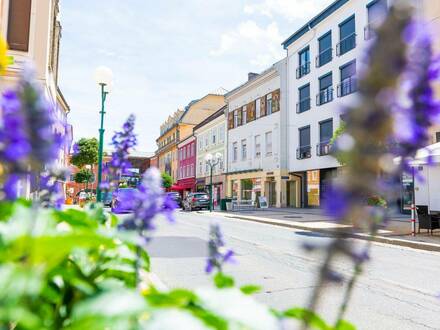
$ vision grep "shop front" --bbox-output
[176,177,196,198]
[196,178,206,192]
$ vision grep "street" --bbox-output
[142,210,440,330]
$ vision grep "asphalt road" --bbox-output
[138,210,440,330]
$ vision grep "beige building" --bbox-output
[1,0,71,193]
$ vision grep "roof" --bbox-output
[282,0,350,49]
[209,87,228,96]
[129,151,155,158]
[193,105,227,131]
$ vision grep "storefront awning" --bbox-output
[170,184,185,191]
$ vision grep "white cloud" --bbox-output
[210,20,284,68]
[244,0,334,22]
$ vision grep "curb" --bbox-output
[208,212,440,253]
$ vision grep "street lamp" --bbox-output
[205,152,222,212]
[94,66,113,202]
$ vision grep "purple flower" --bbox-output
[39,170,67,209]
[118,168,176,242]
[3,174,20,200]
[72,143,79,155]
[205,224,235,274]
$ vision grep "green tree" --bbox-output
[74,168,94,190]
[330,122,348,165]
[71,138,99,168]
[161,172,172,189]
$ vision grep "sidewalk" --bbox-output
[209,208,440,252]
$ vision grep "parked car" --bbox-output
[102,191,114,207]
[167,192,182,208]
[183,192,210,211]
[111,188,137,213]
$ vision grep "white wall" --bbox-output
[286,0,378,173]
[227,70,281,173]
[415,165,440,212]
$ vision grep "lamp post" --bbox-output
[205,152,222,212]
[94,66,113,202]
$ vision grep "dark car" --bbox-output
[102,191,114,207]
[183,192,210,211]
[111,188,137,213]
[167,192,182,208]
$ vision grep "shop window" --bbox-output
[265,131,272,156]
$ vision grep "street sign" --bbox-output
[259,196,268,209]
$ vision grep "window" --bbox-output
[317,73,333,105]
[242,106,247,125]
[255,100,261,119]
[237,109,242,126]
[317,32,332,67]
[337,15,356,56]
[297,126,311,159]
[265,132,273,156]
[180,167,183,179]
[297,84,311,113]
[255,135,261,158]
[212,128,217,144]
[204,134,209,147]
[266,94,273,115]
[436,132,440,143]
[183,147,186,160]
[338,61,357,97]
[198,139,202,150]
[234,111,239,128]
[241,139,247,160]
[7,0,32,52]
[191,164,194,176]
[297,47,311,78]
[366,0,387,40]
[232,142,238,161]
[219,126,225,143]
[318,119,333,156]
[199,161,203,175]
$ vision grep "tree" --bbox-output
[329,122,348,165]
[74,168,94,190]
[161,172,172,189]
[71,138,99,168]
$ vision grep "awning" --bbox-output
[170,184,185,191]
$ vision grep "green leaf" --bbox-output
[53,209,98,229]
[284,308,332,330]
[240,284,261,295]
[213,272,235,289]
[335,319,357,330]
[146,289,197,308]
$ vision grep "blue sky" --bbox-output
[59,0,333,151]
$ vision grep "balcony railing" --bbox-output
[296,62,311,79]
[296,98,311,113]
[297,146,311,160]
[337,77,357,97]
[316,87,334,106]
[336,33,356,56]
[316,141,332,156]
[316,48,333,67]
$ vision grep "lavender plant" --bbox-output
[304,3,440,328]
[206,223,235,274]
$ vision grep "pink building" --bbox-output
[176,135,196,196]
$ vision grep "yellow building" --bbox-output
[156,89,226,183]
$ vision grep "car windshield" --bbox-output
[194,193,208,198]
[117,188,137,196]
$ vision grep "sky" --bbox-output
[59,0,334,152]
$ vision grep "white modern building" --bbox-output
[225,59,289,207]
[282,0,389,208]
[194,106,227,204]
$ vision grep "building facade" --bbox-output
[177,135,196,196]
[226,60,288,208]
[282,0,389,208]
[1,0,71,196]
[194,107,227,204]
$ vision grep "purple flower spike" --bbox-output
[205,224,235,274]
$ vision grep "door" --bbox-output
[287,181,297,208]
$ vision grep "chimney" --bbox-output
[248,72,258,81]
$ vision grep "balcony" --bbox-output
[337,77,357,97]
[316,87,334,106]
[296,62,311,79]
[316,48,333,67]
[296,98,311,113]
[336,33,356,56]
[316,141,332,156]
[297,146,311,159]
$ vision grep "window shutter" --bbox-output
[228,112,234,129]
[247,101,255,122]
[7,0,32,52]
[260,97,267,117]
[272,89,280,113]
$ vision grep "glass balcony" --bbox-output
[337,77,357,97]
[296,62,311,79]
[297,146,311,159]
[336,33,356,56]
[316,48,333,67]
[316,141,332,156]
[316,87,334,106]
[296,98,311,113]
